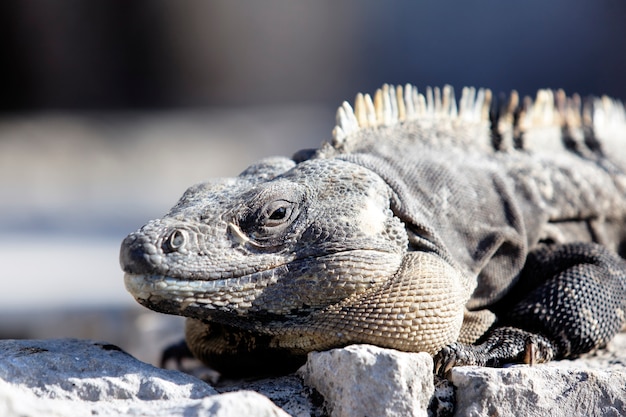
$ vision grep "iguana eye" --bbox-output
[163,229,187,253]
[263,200,294,227]
[269,206,287,221]
[236,184,305,246]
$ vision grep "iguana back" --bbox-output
[320,85,626,309]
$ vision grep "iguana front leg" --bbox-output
[435,242,626,375]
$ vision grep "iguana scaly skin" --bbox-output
[120,85,626,376]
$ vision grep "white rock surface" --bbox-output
[0,339,288,417]
[300,344,434,417]
[451,364,626,417]
[450,333,626,417]
[0,382,288,417]
[3,335,626,416]
[216,374,316,417]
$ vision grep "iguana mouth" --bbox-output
[124,264,287,312]
[124,247,396,296]
[124,248,404,318]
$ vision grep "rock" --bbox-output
[450,337,626,417]
[444,334,626,416]
[430,376,455,417]
[3,335,626,416]
[216,374,318,417]
[0,339,288,417]
[0,338,216,401]
[300,344,434,417]
[182,391,291,417]
[0,381,289,417]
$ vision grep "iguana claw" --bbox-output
[434,327,556,377]
[434,342,484,377]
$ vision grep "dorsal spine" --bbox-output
[331,84,626,155]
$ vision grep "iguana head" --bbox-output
[120,156,408,324]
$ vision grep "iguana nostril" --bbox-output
[164,229,187,252]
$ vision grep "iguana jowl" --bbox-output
[120,85,626,376]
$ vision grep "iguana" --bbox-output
[120,84,626,376]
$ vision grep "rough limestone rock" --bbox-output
[450,333,626,417]
[2,336,626,416]
[294,336,626,417]
[300,344,434,417]
[451,364,626,417]
[216,374,317,417]
[0,339,288,417]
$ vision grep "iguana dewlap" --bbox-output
[120,85,626,376]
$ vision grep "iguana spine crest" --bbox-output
[333,84,491,143]
[333,84,626,153]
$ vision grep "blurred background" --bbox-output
[1,0,625,365]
